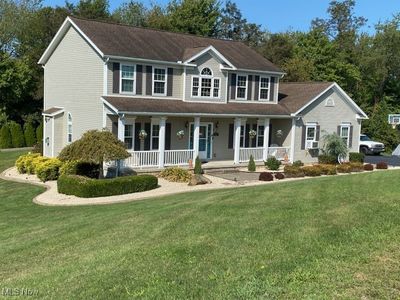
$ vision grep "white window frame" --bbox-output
[259,76,271,101]
[67,112,72,143]
[305,123,317,148]
[240,125,246,147]
[190,69,221,99]
[120,63,136,94]
[257,124,264,147]
[236,74,248,100]
[150,122,160,150]
[152,66,167,96]
[124,124,134,150]
[340,123,351,147]
[325,98,335,107]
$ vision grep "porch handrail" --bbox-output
[239,147,264,162]
[268,146,290,161]
[124,150,160,168]
[164,149,194,166]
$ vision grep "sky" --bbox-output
[43,0,400,34]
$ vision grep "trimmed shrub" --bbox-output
[337,163,352,173]
[24,122,36,146]
[284,165,304,178]
[292,160,304,167]
[15,153,40,174]
[274,172,285,180]
[265,157,281,170]
[27,156,49,174]
[349,162,364,172]
[0,124,12,149]
[364,163,374,171]
[57,174,158,198]
[302,165,322,177]
[59,160,100,178]
[9,121,25,148]
[349,152,365,163]
[248,155,256,172]
[318,154,337,165]
[194,156,203,175]
[159,167,192,183]
[376,161,388,170]
[318,164,337,175]
[36,122,43,144]
[259,172,274,181]
[35,158,62,182]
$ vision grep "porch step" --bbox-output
[203,167,241,174]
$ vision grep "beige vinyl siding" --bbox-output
[44,25,104,156]
[292,89,362,163]
[107,61,183,99]
[270,119,292,147]
[185,53,227,102]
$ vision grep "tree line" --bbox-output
[1,0,399,150]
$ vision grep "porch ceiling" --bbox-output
[102,96,291,118]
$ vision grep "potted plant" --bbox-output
[176,129,185,140]
[138,129,147,140]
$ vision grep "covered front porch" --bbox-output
[106,113,294,169]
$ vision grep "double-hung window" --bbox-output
[257,125,264,147]
[67,113,72,143]
[340,124,351,147]
[259,77,270,101]
[153,67,166,96]
[151,124,160,150]
[124,124,133,149]
[191,67,220,99]
[213,78,220,97]
[121,64,135,93]
[236,75,247,99]
[240,125,245,147]
[201,77,212,97]
[305,123,317,149]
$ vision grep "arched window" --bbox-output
[67,113,72,143]
[325,98,335,107]
[192,67,220,98]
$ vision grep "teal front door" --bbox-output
[189,123,213,160]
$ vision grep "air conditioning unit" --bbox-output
[306,141,319,149]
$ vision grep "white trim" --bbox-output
[292,82,368,119]
[183,46,235,69]
[107,55,196,67]
[120,63,136,94]
[182,66,186,100]
[221,67,285,76]
[103,57,109,95]
[258,76,271,101]
[51,117,55,157]
[104,94,181,100]
[66,112,72,144]
[42,107,65,117]
[38,17,104,65]
[190,75,221,99]
[188,121,213,160]
[289,118,295,163]
[236,74,248,100]
[225,71,229,104]
[339,123,351,147]
[152,66,167,97]
[305,123,317,149]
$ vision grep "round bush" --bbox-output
[264,157,281,170]
[259,172,274,181]
[24,122,37,147]
[27,156,49,174]
[57,174,158,198]
[0,124,12,149]
[302,166,322,177]
[15,153,40,174]
[284,165,305,178]
[159,167,192,182]
[274,172,285,180]
[376,161,388,170]
[35,158,62,182]
[364,163,374,171]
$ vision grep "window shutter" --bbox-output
[251,124,257,147]
[167,68,173,97]
[245,124,250,148]
[230,73,236,100]
[146,66,152,95]
[254,75,260,100]
[268,123,273,146]
[270,77,275,101]
[337,126,341,135]
[228,123,234,149]
[112,63,120,93]
[316,125,320,141]
[349,125,353,148]
[136,65,142,95]
[301,125,306,150]
[247,75,253,100]
[134,122,141,151]
[144,123,151,150]
[165,123,171,150]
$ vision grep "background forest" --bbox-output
[1,0,400,150]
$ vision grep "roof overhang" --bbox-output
[183,45,235,69]
[221,67,286,77]
[42,107,65,117]
[38,16,104,65]
[291,82,368,119]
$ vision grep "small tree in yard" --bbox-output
[194,156,203,174]
[24,122,36,146]
[0,124,12,149]
[248,155,256,172]
[9,121,25,148]
[58,130,130,178]
[321,132,348,160]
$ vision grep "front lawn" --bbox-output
[1,150,400,299]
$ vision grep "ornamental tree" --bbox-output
[58,130,130,178]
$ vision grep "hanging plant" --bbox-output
[276,130,284,139]
[176,130,185,140]
[249,129,257,139]
[138,129,148,140]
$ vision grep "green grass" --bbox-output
[1,150,400,299]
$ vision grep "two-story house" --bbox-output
[39,17,368,168]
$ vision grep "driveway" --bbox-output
[365,155,400,166]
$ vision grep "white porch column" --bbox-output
[117,114,125,143]
[193,116,200,161]
[158,117,167,168]
[290,118,296,163]
[263,118,270,161]
[233,118,242,164]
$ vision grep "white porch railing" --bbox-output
[124,150,160,168]
[239,147,264,162]
[268,147,290,161]
[164,149,194,166]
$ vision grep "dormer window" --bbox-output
[191,67,220,99]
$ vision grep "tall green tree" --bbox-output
[66,0,110,20]
[112,1,147,26]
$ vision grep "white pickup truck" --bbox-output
[359,134,385,155]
